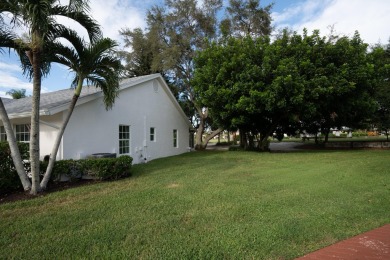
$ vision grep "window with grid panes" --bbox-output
[15,124,30,143]
[150,127,155,141]
[0,126,7,141]
[173,129,178,147]
[119,125,130,154]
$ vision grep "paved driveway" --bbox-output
[269,141,308,152]
[206,142,309,152]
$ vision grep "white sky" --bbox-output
[1,0,389,98]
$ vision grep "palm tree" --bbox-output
[0,0,101,194]
[0,29,32,191]
[40,31,121,189]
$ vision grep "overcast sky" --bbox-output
[1,0,389,98]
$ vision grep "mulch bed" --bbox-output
[0,179,98,205]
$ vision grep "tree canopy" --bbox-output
[6,89,27,99]
[120,0,273,149]
[193,30,383,149]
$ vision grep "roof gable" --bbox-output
[2,74,191,127]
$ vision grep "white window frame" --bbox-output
[150,127,156,142]
[173,129,178,148]
[0,126,7,141]
[15,124,30,143]
[119,125,130,155]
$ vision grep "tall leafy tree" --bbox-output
[371,40,390,140]
[221,0,273,38]
[6,89,27,99]
[299,31,378,141]
[194,30,380,149]
[40,31,121,189]
[0,0,101,194]
[118,28,156,78]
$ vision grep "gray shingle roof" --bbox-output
[3,74,160,118]
[4,87,101,115]
[1,97,14,105]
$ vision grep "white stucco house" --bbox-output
[0,74,193,164]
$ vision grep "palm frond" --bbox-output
[51,5,102,43]
[68,0,91,13]
[54,26,86,55]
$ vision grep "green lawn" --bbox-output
[1,150,389,259]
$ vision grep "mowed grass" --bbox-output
[1,150,389,259]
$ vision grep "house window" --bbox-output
[0,126,7,141]
[150,127,155,142]
[15,124,30,143]
[119,125,130,154]
[173,129,178,148]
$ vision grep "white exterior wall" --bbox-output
[61,78,190,164]
[39,114,62,160]
[2,114,62,160]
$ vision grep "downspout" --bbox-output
[143,115,148,163]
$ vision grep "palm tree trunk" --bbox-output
[41,94,79,189]
[30,50,42,195]
[0,99,31,191]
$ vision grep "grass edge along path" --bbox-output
[1,150,389,259]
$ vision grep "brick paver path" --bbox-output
[296,224,390,259]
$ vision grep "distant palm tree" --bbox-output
[0,0,101,194]
[41,31,121,189]
[6,89,27,99]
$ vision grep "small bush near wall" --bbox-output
[41,156,133,181]
[80,156,133,180]
[0,142,29,194]
[46,159,82,181]
[1,147,133,193]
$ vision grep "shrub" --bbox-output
[40,156,133,182]
[229,145,244,151]
[0,142,29,194]
[79,155,133,180]
[39,159,82,182]
[352,131,367,137]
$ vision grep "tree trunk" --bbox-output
[41,93,80,189]
[30,50,42,195]
[202,128,223,149]
[240,130,247,148]
[0,99,31,191]
[324,128,330,143]
[195,114,205,150]
[193,105,224,150]
[248,133,254,149]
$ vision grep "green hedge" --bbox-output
[1,140,133,193]
[0,142,29,193]
[42,156,133,181]
[79,156,133,180]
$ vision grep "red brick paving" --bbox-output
[296,224,390,260]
